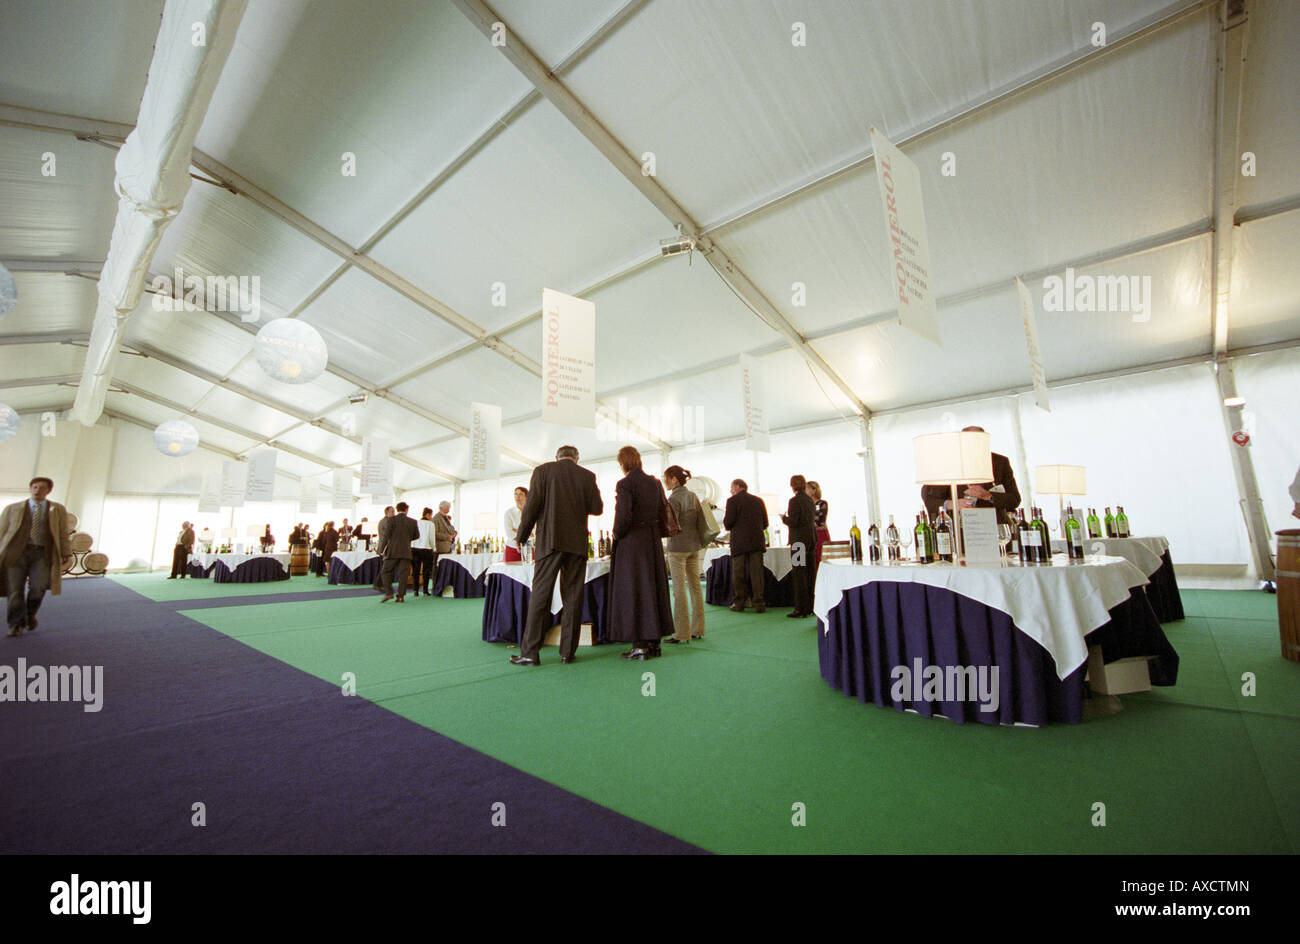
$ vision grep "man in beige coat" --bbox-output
[2,476,74,637]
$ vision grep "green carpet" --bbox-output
[109,572,352,602]
[173,587,1298,854]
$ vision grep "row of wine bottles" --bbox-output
[455,536,506,554]
[587,531,613,559]
[1086,507,1131,538]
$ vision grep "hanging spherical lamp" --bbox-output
[254,318,328,384]
[0,262,16,318]
[153,419,200,456]
[0,403,19,442]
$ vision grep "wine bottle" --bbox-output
[1016,508,1032,563]
[914,513,933,564]
[1065,505,1084,560]
[1034,507,1053,560]
[935,509,953,562]
[867,521,881,563]
[886,515,900,562]
[764,527,771,547]
[1116,506,1130,538]
[1103,507,1115,538]
[1086,508,1101,539]
[587,532,594,559]
[849,515,863,563]
[455,539,462,554]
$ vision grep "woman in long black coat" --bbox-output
[607,446,675,660]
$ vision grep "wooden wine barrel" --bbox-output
[289,544,309,576]
[83,552,109,574]
[1277,530,1300,663]
[69,532,93,553]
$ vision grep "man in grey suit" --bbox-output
[510,446,603,666]
[375,501,420,603]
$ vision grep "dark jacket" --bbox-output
[782,491,817,556]
[723,490,768,555]
[607,468,674,643]
[314,528,338,557]
[921,452,1021,524]
[377,513,420,560]
[516,458,603,559]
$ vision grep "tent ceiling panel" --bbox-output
[318,396,456,451]
[111,355,233,408]
[124,307,257,379]
[561,0,1197,228]
[1226,213,1300,349]
[103,391,258,457]
[151,183,344,322]
[717,12,1216,338]
[1237,0,1300,208]
[272,424,360,468]
[401,439,532,482]
[0,0,162,126]
[390,346,544,425]
[195,0,533,248]
[271,451,327,480]
[0,127,119,260]
[490,421,616,468]
[219,355,359,416]
[367,99,668,337]
[0,383,72,412]
[297,267,469,382]
[491,0,631,68]
[191,387,303,440]
[0,341,84,380]
[0,271,96,335]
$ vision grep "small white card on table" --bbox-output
[959,508,1001,564]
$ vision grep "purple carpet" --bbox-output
[0,578,704,854]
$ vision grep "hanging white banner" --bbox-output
[245,448,277,502]
[870,127,939,346]
[370,459,393,502]
[359,437,389,492]
[1015,277,1051,412]
[298,474,318,514]
[198,474,222,513]
[220,461,247,507]
[540,288,596,428]
[331,468,353,510]
[739,353,771,453]
[469,401,502,478]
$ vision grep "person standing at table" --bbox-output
[663,465,706,644]
[607,447,675,661]
[921,426,1021,524]
[168,520,195,579]
[412,507,436,597]
[260,525,275,553]
[782,475,817,619]
[2,477,74,637]
[723,479,768,613]
[807,481,830,568]
[503,487,527,563]
[376,502,419,603]
[353,519,368,550]
[433,501,457,562]
[510,445,603,667]
[312,522,338,577]
[371,508,395,590]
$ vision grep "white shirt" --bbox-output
[415,518,436,550]
[504,506,522,549]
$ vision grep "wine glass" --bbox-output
[899,530,914,562]
[997,523,1013,561]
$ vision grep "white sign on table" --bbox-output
[245,448,277,502]
[1015,276,1050,412]
[739,352,770,452]
[540,288,596,428]
[870,126,939,346]
[220,461,246,507]
[959,508,1001,564]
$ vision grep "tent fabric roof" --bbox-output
[2,0,1298,489]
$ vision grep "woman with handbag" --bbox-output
[662,465,708,643]
[607,446,676,661]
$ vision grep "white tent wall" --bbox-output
[1231,348,1300,541]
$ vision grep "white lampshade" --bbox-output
[1035,464,1087,495]
[153,419,199,456]
[253,319,328,384]
[913,431,993,485]
[0,403,19,442]
[0,262,16,318]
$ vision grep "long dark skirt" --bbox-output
[607,525,675,643]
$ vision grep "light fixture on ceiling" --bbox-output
[659,223,696,265]
[1223,396,1246,408]
[348,392,369,405]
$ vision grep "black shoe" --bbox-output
[755,606,766,614]
[665,637,687,644]
[691,634,704,640]
[509,655,539,667]
[6,625,22,638]
[728,603,745,612]
[26,618,36,633]
[167,576,176,579]
[378,593,393,603]
[625,648,650,661]
[786,611,810,618]
[560,655,576,664]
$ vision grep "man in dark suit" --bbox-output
[781,475,817,618]
[921,426,1022,524]
[168,521,195,579]
[723,479,768,613]
[510,445,603,666]
[375,502,419,603]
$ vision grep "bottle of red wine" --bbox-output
[867,521,881,562]
[1065,506,1084,560]
[1019,508,1038,562]
[1104,507,1116,538]
[935,509,954,562]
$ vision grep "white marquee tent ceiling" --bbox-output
[1,0,1298,491]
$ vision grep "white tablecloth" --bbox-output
[487,560,611,613]
[1050,536,1169,578]
[191,552,292,573]
[813,556,1151,680]
[440,552,501,578]
[703,546,793,581]
[329,550,379,572]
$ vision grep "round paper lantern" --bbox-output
[253,318,328,384]
[153,420,199,456]
[0,403,19,442]
[0,262,16,318]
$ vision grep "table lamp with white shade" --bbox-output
[1035,464,1087,533]
[913,431,994,562]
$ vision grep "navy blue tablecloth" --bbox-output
[704,555,794,607]
[328,556,381,586]
[1146,551,1185,622]
[481,572,610,644]
[433,558,488,598]
[186,559,213,578]
[211,557,290,584]
[818,581,1178,726]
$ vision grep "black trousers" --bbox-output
[731,550,766,607]
[411,549,435,593]
[379,556,412,598]
[170,545,189,578]
[520,550,586,662]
